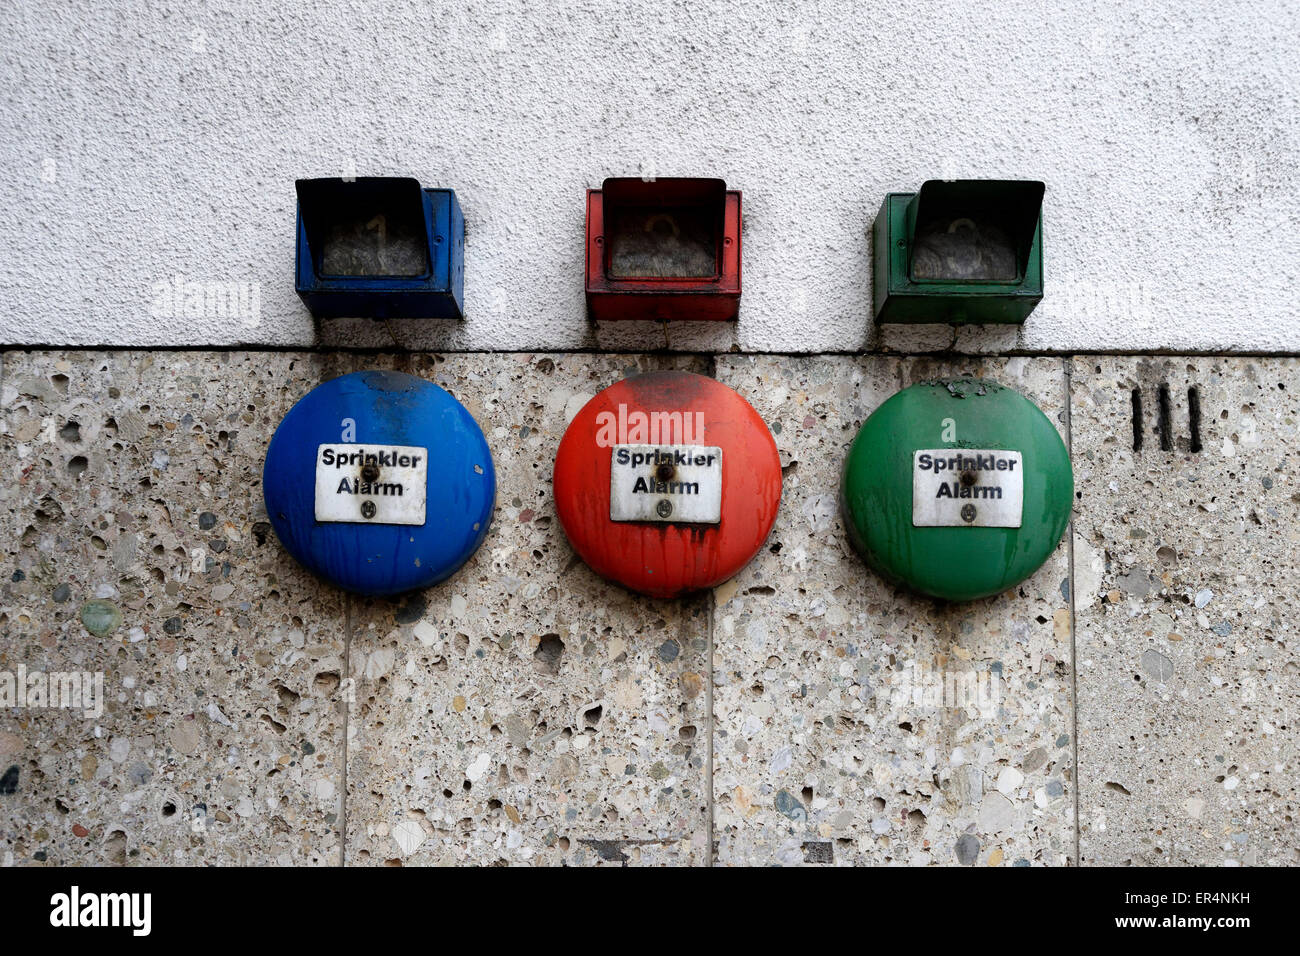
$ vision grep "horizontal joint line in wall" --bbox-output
[4,345,1300,360]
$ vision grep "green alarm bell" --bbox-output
[840,379,1073,601]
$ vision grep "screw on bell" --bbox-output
[361,462,381,483]
[656,499,673,518]
[655,461,676,482]
[360,500,377,519]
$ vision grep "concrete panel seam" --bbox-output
[340,593,353,867]
[706,589,715,867]
[1062,356,1081,867]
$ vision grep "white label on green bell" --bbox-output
[912,449,1023,528]
[610,444,722,524]
[314,443,428,525]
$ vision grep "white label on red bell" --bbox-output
[912,449,1023,528]
[313,443,428,526]
[610,444,722,524]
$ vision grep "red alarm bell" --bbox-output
[553,371,781,598]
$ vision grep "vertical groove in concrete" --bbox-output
[1062,356,1082,867]
[339,592,352,866]
[703,352,717,866]
[705,589,715,866]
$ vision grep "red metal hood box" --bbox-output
[553,371,781,598]
[585,177,742,322]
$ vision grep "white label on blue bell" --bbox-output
[912,449,1023,528]
[609,444,722,524]
[314,443,428,526]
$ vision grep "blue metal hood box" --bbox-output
[295,177,465,319]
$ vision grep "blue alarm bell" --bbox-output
[263,370,495,596]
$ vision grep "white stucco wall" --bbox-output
[2,0,1297,353]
